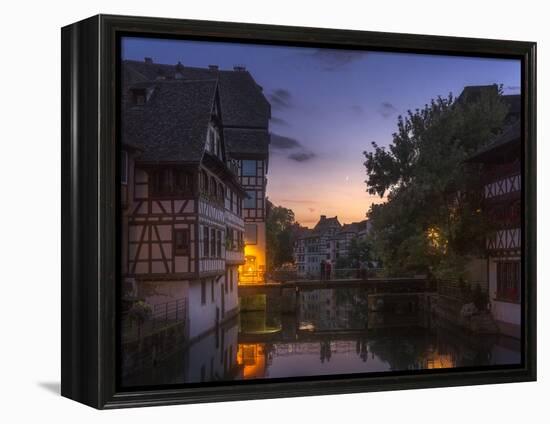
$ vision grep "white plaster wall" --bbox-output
[492,301,521,326]
[138,280,188,307]
[488,258,521,326]
[224,267,239,315]
[188,278,220,339]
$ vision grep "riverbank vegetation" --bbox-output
[363,87,509,280]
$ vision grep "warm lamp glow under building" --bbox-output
[237,156,269,285]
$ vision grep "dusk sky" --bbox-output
[122,37,521,227]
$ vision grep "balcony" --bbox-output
[238,271,265,285]
[226,249,245,265]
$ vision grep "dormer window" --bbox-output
[131,88,146,106]
[207,124,222,159]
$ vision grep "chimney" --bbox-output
[208,65,219,70]
[233,65,246,71]
[144,57,153,64]
[320,215,326,221]
[175,61,184,79]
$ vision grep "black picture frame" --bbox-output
[61,14,537,409]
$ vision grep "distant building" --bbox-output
[293,215,369,277]
[328,221,370,264]
[121,59,271,343]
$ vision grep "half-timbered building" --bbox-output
[121,62,270,342]
[123,59,271,287]
[294,216,371,277]
[294,216,341,276]
[467,120,521,337]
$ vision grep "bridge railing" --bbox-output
[238,271,265,285]
[267,268,385,282]
[121,298,187,343]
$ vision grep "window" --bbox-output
[218,183,225,203]
[149,168,172,196]
[174,171,193,194]
[149,168,193,197]
[496,261,520,303]
[229,268,233,292]
[121,151,128,184]
[211,280,215,302]
[207,124,221,158]
[245,224,257,244]
[207,126,215,153]
[242,160,257,176]
[217,230,222,257]
[210,176,217,197]
[131,88,146,105]
[237,194,242,215]
[244,190,256,209]
[226,227,233,250]
[201,170,209,193]
[201,281,206,305]
[173,229,190,256]
[211,228,216,257]
[203,226,209,257]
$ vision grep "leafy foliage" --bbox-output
[128,300,152,323]
[335,237,373,269]
[266,199,297,269]
[364,87,508,278]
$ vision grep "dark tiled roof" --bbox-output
[123,60,271,129]
[457,84,499,104]
[502,94,521,121]
[224,128,269,156]
[466,121,521,163]
[340,220,366,234]
[458,87,520,122]
[313,216,341,233]
[123,80,218,163]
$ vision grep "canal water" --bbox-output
[122,287,521,387]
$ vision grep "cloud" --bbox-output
[351,104,365,115]
[279,199,317,204]
[506,85,520,91]
[288,152,316,162]
[270,116,290,127]
[269,89,293,110]
[378,101,397,118]
[310,49,367,71]
[308,207,316,213]
[270,133,301,150]
[270,132,317,163]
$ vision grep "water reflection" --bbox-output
[122,288,521,387]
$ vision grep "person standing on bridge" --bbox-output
[320,260,326,280]
[326,261,331,281]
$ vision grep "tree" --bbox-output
[336,238,373,269]
[265,199,297,270]
[363,87,508,279]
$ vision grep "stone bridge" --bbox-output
[238,277,436,297]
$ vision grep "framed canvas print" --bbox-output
[61,14,536,409]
